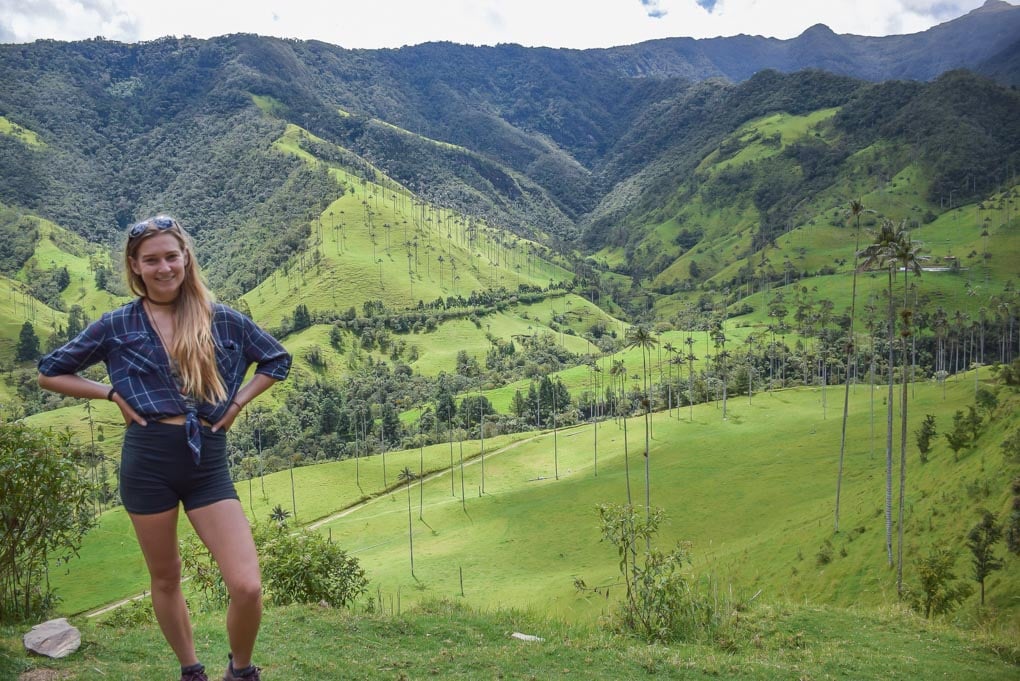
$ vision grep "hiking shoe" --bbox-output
[223,653,261,681]
[181,667,209,681]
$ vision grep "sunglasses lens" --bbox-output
[129,217,177,238]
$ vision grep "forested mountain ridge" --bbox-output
[1,1,1018,274]
[587,67,1020,291]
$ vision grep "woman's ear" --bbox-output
[128,256,141,276]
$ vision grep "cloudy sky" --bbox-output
[0,0,1010,48]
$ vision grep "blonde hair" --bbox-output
[124,216,227,404]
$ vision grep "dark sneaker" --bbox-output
[181,668,209,681]
[223,653,261,681]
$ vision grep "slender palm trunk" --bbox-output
[835,220,862,532]
[896,268,911,594]
[885,267,895,567]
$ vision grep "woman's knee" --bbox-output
[227,574,262,605]
[148,557,183,592]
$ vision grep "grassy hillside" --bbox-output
[46,374,1020,635]
[241,118,574,329]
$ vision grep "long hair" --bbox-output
[124,216,227,404]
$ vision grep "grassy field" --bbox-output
[43,373,1020,638]
[3,599,1018,680]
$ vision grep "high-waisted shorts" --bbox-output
[120,420,239,514]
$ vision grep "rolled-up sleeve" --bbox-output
[38,317,109,376]
[243,315,291,381]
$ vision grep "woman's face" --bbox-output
[129,232,188,303]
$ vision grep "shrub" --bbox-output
[905,547,972,618]
[580,503,736,643]
[254,523,368,608]
[182,522,368,610]
[0,424,97,623]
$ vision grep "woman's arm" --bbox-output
[212,373,278,433]
[37,373,147,426]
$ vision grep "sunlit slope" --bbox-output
[243,121,573,329]
[316,375,1019,623]
[1,210,126,364]
[606,100,1017,324]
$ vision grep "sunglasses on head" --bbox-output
[128,216,178,239]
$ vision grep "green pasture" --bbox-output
[312,375,1019,627]
[0,115,44,147]
[478,326,756,414]
[47,373,1017,630]
[4,598,1017,680]
[699,108,840,174]
[1,215,125,365]
[46,430,533,615]
[243,120,572,328]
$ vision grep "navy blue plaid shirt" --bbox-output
[39,299,291,462]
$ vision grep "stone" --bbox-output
[22,618,81,659]
[510,631,544,642]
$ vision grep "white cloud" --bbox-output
[0,0,1007,48]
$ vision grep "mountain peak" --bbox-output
[973,0,1016,13]
[799,23,837,38]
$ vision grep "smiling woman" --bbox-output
[36,215,292,681]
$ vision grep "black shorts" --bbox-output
[120,421,239,515]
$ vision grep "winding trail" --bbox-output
[85,431,546,618]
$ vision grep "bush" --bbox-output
[183,522,368,610]
[255,523,368,607]
[580,503,737,643]
[905,547,972,618]
[0,424,97,623]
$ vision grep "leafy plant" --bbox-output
[0,424,96,623]
[905,547,972,618]
[582,503,731,643]
[253,523,368,608]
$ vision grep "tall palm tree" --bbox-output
[835,199,871,532]
[685,335,698,422]
[625,324,658,536]
[890,226,924,594]
[397,466,417,577]
[663,342,677,417]
[610,359,632,506]
[859,219,901,567]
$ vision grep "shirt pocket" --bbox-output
[215,338,243,381]
[112,331,162,377]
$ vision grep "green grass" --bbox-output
[43,430,533,614]
[242,121,573,329]
[0,115,44,147]
[46,374,1020,635]
[3,599,1017,680]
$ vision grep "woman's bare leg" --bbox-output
[187,499,262,670]
[129,507,199,667]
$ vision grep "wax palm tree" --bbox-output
[835,199,872,532]
[890,225,924,594]
[685,335,698,422]
[625,324,658,537]
[663,342,677,417]
[269,504,291,527]
[398,466,417,577]
[859,219,901,567]
[610,359,632,506]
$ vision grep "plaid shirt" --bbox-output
[39,299,291,462]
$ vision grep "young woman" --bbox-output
[38,216,291,681]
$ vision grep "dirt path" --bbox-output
[308,433,541,530]
[84,432,545,618]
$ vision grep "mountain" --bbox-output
[599,0,1020,83]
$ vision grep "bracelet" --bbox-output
[231,400,243,411]
[106,387,117,402]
